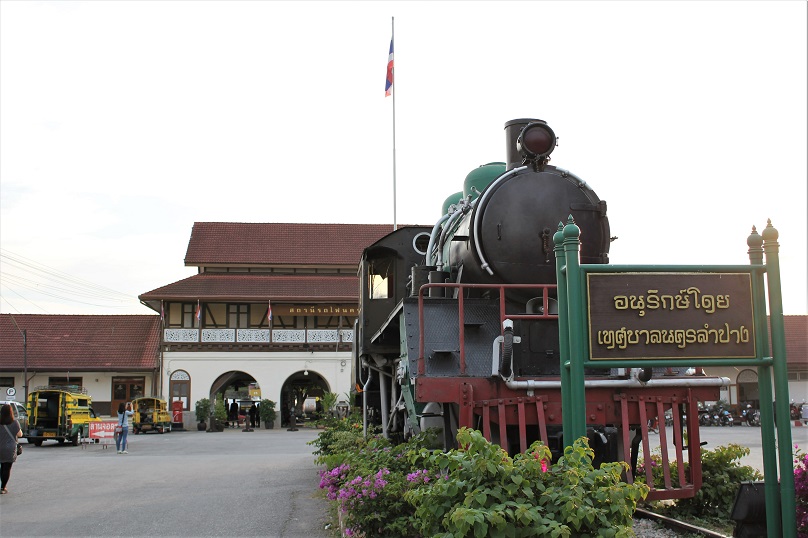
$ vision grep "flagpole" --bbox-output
[267,299,273,343]
[391,16,397,231]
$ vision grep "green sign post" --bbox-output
[554,217,795,538]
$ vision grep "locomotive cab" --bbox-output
[356,226,432,361]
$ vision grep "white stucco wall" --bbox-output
[2,372,156,417]
[162,350,354,426]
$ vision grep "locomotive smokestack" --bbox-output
[504,118,556,171]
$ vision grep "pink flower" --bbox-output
[541,459,548,473]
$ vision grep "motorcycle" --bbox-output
[719,409,733,427]
[791,402,802,421]
[741,407,760,426]
[699,410,712,426]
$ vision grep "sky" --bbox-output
[1,1,806,317]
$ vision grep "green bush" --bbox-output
[405,429,647,538]
[309,412,368,469]
[640,443,763,519]
[259,399,276,425]
[213,394,227,422]
[194,398,210,422]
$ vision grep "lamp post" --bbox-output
[23,329,28,404]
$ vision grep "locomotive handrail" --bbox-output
[416,282,558,376]
[435,202,472,268]
[504,375,730,392]
[426,212,451,265]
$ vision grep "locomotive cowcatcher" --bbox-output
[354,118,728,500]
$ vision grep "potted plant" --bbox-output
[321,392,338,418]
[210,395,227,432]
[195,398,210,431]
[259,399,277,429]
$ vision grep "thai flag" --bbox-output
[385,38,394,97]
[267,300,273,324]
[195,300,201,324]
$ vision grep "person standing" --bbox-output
[249,403,257,429]
[116,402,134,454]
[229,401,239,429]
[0,403,22,494]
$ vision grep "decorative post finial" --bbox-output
[562,215,580,242]
[553,222,564,248]
[748,223,763,259]
[762,219,779,243]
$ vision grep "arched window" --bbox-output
[170,370,191,410]
[736,368,759,406]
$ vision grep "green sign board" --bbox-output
[587,272,756,360]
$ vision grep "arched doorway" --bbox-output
[737,368,759,408]
[280,370,330,427]
[209,370,259,429]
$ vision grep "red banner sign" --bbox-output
[89,421,117,440]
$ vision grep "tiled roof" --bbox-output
[184,223,400,266]
[0,314,161,371]
[139,273,359,302]
[778,315,808,365]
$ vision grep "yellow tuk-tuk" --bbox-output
[132,397,172,434]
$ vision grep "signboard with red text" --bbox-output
[89,421,117,440]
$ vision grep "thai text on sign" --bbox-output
[587,273,756,360]
[89,422,117,439]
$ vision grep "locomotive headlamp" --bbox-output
[516,122,556,161]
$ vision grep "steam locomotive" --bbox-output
[354,118,726,500]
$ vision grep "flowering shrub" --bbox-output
[795,444,808,538]
[320,463,352,501]
[317,431,436,537]
[405,428,647,538]
[314,425,647,537]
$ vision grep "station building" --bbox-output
[137,222,395,428]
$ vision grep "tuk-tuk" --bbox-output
[132,397,172,434]
[26,386,101,446]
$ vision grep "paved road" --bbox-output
[2,422,804,537]
[1,426,331,538]
[648,421,808,474]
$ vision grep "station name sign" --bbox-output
[587,273,756,360]
[273,304,359,316]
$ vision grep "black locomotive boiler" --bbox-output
[354,118,727,500]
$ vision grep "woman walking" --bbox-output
[116,402,134,454]
[1,403,22,494]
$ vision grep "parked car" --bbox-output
[0,400,28,433]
